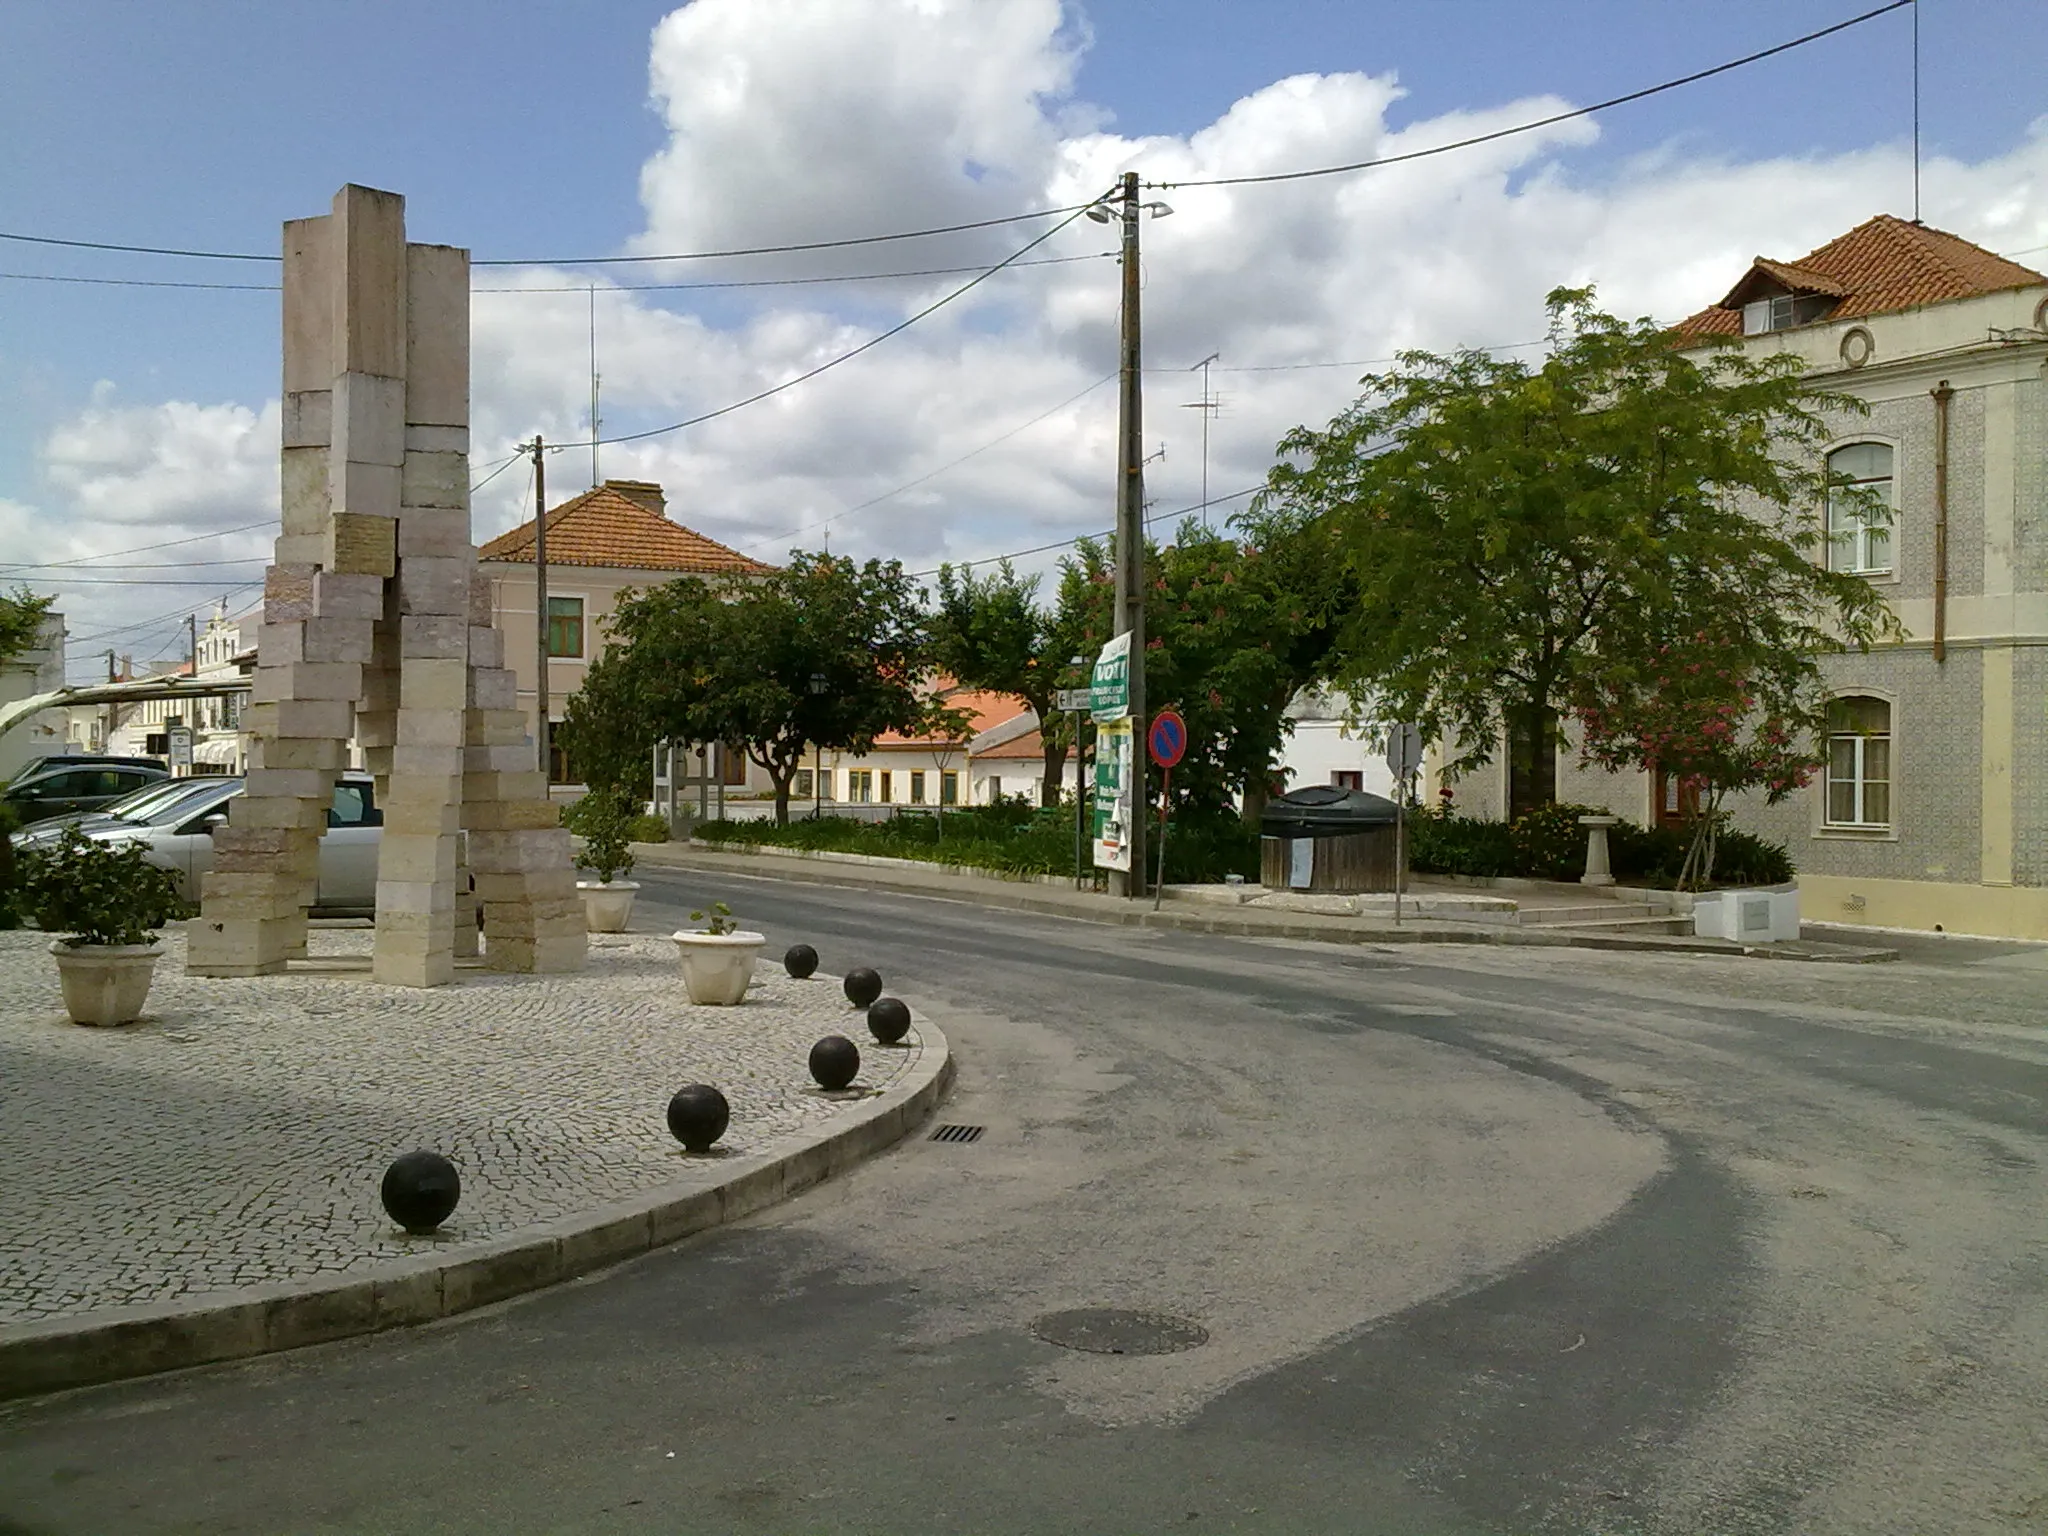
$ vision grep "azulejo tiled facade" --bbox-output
[1466,217,2048,940]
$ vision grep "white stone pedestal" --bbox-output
[1579,814,1620,887]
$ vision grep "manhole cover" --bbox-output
[1029,1308,1209,1356]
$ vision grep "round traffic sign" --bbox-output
[1147,709,1187,769]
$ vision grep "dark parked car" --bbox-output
[1,760,171,819]
[10,774,230,841]
[3,752,165,786]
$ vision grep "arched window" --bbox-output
[1825,696,1891,828]
[1826,443,1893,575]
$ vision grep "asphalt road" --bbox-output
[4,870,2046,1535]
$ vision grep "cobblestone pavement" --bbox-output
[0,926,924,1324]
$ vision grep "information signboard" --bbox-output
[1090,718,1134,871]
[1090,633,1131,723]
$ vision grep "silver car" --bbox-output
[21,773,384,916]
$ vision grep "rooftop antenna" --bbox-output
[589,284,602,486]
[1181,352,1221,529]
[1911,0,1921,223]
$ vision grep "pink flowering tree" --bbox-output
[1574,637,1824,889]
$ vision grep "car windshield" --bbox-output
[101,778,207,822]
[139,779,242,825]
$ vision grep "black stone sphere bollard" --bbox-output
[842,966,883,1008]
[784,943,820,979]
[381,1150,461,1235]
[809,1034,861,1092]
[867,996,912,1045]
[666,1084,731,1152]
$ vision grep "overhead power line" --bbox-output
[0,202,1091,269]
[1157,0,1913,190]
[901,484,1265,581]
[0,252,1114,296]
[537,194,1110,454]
[0,2,1913,275]
[741,372,1119,554]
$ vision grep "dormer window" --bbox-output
[1741,289,1838,335]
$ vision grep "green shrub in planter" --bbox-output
[1406,809,1517,878]
[572,784,637,884]
[626,813,670,844]
[1705,826,1795,886]
[1508,802,1615,881]
[15,826,192,946]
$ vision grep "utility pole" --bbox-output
[531,436,550,781]
[1111,169,1148,900]
[187,613,198,677]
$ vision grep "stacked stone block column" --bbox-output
[463,575,587,974]
[189,183,582,983]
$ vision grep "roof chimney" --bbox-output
[605,480,667,518]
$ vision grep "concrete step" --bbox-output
[1517,902,1664,926]
[1526,914,1695,936]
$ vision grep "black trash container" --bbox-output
[1259,785,1401,893]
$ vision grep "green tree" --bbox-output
[929,560,1070,806]
[1573,626,1824,889]
[0,587,55,667]
[1261,288,1895,817]
[560,552,947,826]
[1055,515,1343,824]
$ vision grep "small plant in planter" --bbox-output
[572,784,641,933]
[17,826,193,1026]
[671,900,766,1006]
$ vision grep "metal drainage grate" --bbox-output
[1030,1308,1209,1356]
[929,1124,985,1144]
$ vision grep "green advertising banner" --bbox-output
[1090,632,1131,723]
[1091,718,1134,872]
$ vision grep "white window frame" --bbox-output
[1820,691,1894,834]
[1823,438,1897,579]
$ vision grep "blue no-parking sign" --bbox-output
[1148,709,1186,769]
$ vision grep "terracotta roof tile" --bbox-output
[873,689,1032,748]
[478,480,775,575]
[1672,215,2046,342]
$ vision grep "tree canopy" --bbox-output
[1260,287,1895,816]
[1057,511,1347,822]
[559,552,947,824]
[0,588,55,668]
[929,560,1074,806]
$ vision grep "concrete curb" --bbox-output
[635,843,1868,959]
[0,1005,953,1402]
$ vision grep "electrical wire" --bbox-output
[901,484,1265,581]
[0,520,276,576]
[0,251,1115,296]
[545,193,1110,453]
[0,202,1092,269]
[1155,0,1914,190]
[741,372,1119,554]
[63,581,263,650]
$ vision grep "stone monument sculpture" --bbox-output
[188,184,585,986]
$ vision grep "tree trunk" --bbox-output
[769,767,794,827]
[1041,740,1068,808]
[1241,775,1270,829]
[1508,699,1558,819]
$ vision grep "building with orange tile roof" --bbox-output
[804,684,1036,811]
[478,479,774,784]
[1467,216,2048,939]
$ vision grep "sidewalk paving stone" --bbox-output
[0,927,929,1328]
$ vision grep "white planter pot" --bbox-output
[671,929,766,1005]
[577,880,640,933]
[50,940,162,1027]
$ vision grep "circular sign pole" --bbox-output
[1147,710,1187,912]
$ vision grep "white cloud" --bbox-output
[10,0,2048,671]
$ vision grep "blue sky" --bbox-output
[2,0,2043,672]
